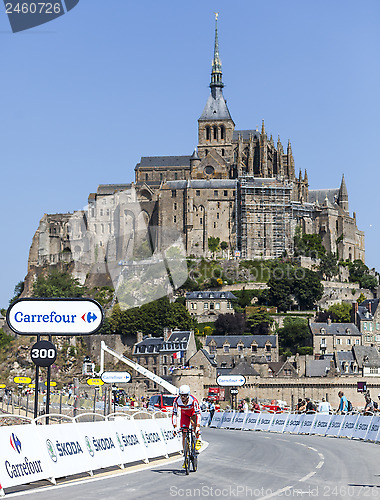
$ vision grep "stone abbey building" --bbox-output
[26,18,364,290]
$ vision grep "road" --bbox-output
[5,427,380,499]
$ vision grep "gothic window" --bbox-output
[174,203,177,210]
[196,190,200,196]
[217,213,219,219]
[220,126,225,140]
[213,126,218,140]
[172,190,176,198]
[200,218,203,225]
[173,216,177,223]
[214,190,218,196]
[174,172,178,180]
[206,126,211,140]
[145,173,149,181]
[221,149,225,156]
[205,149,209,155]
[224,190,228,197]
[214,222,216,228]
[336,220,339,232]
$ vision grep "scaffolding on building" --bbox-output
[239,177,293,260]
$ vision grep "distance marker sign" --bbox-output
[7,298,103,335]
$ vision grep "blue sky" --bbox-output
[0,0,379,308]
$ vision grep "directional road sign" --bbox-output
[7,298,103,335]
[101,372,131,384]
[217,375,246,387]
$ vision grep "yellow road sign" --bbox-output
[87,378,104,386]
[14,377,32,384]
[28,384,35,389]
[0,384,6,389]
[44,382,57,387]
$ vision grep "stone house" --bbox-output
[186,291,236,322]
[132,329,197,392]
[310,320,361,356]
[353,299,380,350]
[205,334,278,363]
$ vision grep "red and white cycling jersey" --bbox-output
[172,394,201,429]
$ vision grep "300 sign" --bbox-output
[31,340,57,367]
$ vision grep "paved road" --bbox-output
[6,427,380,499]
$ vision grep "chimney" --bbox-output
[163,327,172,342]
[136,331,143,343]
[327,317,332,326]
[352,301,358,324]
[368,302,372,314]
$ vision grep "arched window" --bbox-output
[220,126,225,140]
[221,148,225,156]
[213,126,218,140]
[206,126,211,140]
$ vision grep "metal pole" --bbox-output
[93,388,96,422]
[34,335,40,419]
[73,378,79,417]
[46,364,51,424]
[59,391,62,415]
[103,387,107,416]
[26,392,29,417]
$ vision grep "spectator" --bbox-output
[251,399,260,412]
[305,398,317,413]
[338,391,348,413]
[296,398,306,413]
[318,398,332,414]
[364,393,374,415]
[209,400,215,424]
[200,398,208,411]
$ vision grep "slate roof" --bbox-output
[206,335,277,348]
[308,189,339,206]
[165,179,238,190]
[96,184,132,195]
[227,360,259,376]
[134,337,164,354]
[305,359,332,377]
[186,291,237,300]
[353,346,380,368]
[199,87,232,121]
[310,323,360,336]
[358,299,380,321]
[136,156,191,169]
[233,130,260,141]
[134,331,191,354]
[199,349,217,367]
[335,351,356,374]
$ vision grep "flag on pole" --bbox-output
[173,351,183,359]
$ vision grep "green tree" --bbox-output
[277,317,311,353]
[294,227,326,259]
[246,307,274,334]
[208,236,220,256]
[357,293,366,304]
[294,268,323,310]
[319,252,338,280]
[327,302,352,323]
[33,270,87,298]
[220,241,228,250]
[348,260,378,289]
[10,280,24,304]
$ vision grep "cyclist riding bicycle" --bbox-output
[172,384,202,466]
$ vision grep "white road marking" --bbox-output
[257,484,295,500]
[299,471,316,482]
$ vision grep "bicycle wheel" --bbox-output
[190,432,198,472]
[183,435,190,475]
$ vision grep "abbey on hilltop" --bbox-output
[26,16,364,288]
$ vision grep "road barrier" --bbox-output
[0,411,181,496]
[204,410,380,443]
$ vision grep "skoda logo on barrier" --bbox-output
[46,439,58,463]
[116,433,124,452]
[10,433,22,454]
[85,436,95,457]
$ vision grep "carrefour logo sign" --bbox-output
[7,298,103,335]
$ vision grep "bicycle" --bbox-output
[181,425,198,474]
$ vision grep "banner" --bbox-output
[310,414,331,436]
[325,414,344,437]
[231,412,248,430]
[220,411,236,429]
[269,414,289,433]
[37,423,90,478]
[242,412,260,431]
[210,412,223,428]
[284,414,304,434]
[352,415,373,441]
[299,414,316,434]
[137,419,167,459]
[255,414,274,432]
[338,414,360,438]
[109,419,149,464]
[154,417,182,455]
[200,411,210,427]
[0,424,53,489]
[365,416,380,442]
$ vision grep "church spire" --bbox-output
[211,13,224,89]
[338,174,349,212]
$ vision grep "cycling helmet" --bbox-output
[179,384,190,395]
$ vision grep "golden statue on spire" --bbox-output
[215,12,219,21]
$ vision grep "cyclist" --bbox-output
[172,385,201,465]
